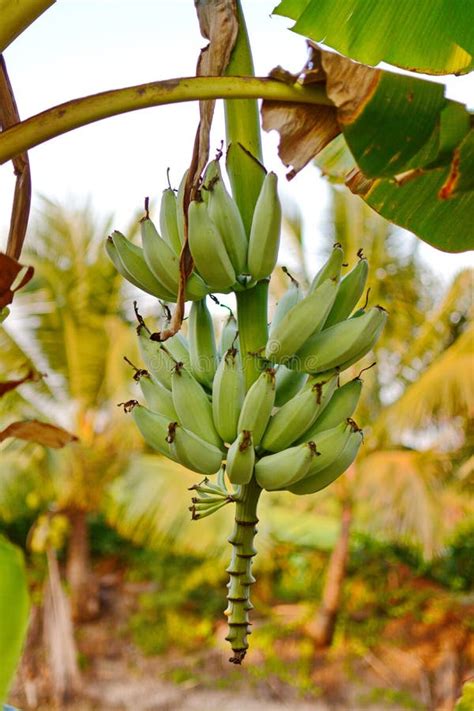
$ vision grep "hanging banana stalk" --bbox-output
[106,1,387,665]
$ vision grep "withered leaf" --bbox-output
[0,369,42,397]
[262,44,380,180]
[0,252,34,308]
[162,0,238,341]
[0,420,78,448]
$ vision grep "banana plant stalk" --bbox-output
[223,0,266,664]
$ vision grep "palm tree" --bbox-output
[277,187,473,647]
[0,197,141,622]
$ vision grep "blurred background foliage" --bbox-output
[1,189,472,709]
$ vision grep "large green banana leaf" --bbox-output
[0,537,29,704]
[262,48,474,252]
[273,0,474,75]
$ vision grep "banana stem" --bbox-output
[236,281,269,391]
[225,475,261,664]
[223,2,268,666]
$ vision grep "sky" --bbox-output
[1,0,473,282]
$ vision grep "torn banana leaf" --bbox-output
[262,47,474,252]
[273,0,474,75]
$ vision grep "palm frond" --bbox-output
[105,455,233,559]
[355,449,468,557]
[380,326,474,433]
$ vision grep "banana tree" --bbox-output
[1,0,473,666]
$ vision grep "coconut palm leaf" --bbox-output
[354,449,468,557]
[380,325,474,432]
[105,455,234,559]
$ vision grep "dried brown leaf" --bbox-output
[0,369,42,397]
[262,44,380,180]
[262,101,339,180]
[0,252,34,308]
[0,55,31,260]
[0,420,78,448]
[162,0,238,341]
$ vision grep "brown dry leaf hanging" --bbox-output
[0,420,78,448]
[0,369,42,397]
[261,43,379,180]
[162,0,238,341]
[0,251,34,308]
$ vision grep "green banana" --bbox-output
[206,160,248,274]
[167,422,223,475]
[188,200,236,292]
[131,404,178,462]
[289,428,363,495]
[226,431,255,485]
[212,348,244,444]
[324,255,369,327]
[138,373,177,420]
[164,331,192,372]
[309,243,344,293]
[294,306,387,374]
[304,421,354,477]
[265,278,339,364]
[159,187,182,254]
[107,232,175,301]
[270,277,301,333]
[302,377,362,439]
[274,365,307,407]
[176,170,188,245]
[137,326,175,389]
[219,312,239,355]
[237,368,276,446]
[247,172,281,281]
[188,298,218,389]
[140,216,208,301]
[262,375,338,453]
[255,441,318,491]
[171,363,223,449]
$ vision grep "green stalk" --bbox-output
[223,1,266,665]
[0,77,330,165]
[224,1,265,235]
[225,476,261,664]
[235,282,268,391]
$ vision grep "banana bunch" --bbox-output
[106,160,282,301]
[111,154,387,664]
[123,241,384,495]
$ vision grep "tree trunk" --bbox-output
[44,548,81,704]
[308,501,353,648]
[66,508,99,622]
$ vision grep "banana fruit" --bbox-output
[237,368,276,446]
[266,278,338,363]
[188,200,236,292]
[167,422,223,475]
[206,160,248,274]
[226,430,255,485]
[141,215,208,301]
[171,363,223,449]
[247,172,281,281]
[324,253,368,327]
[188,298,218,389]
[212,347,244,444]
[294,306,387,374]
[289,425,363,495]
[255,441,318,491]
[261,375,338,453]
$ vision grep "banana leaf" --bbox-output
[273,0,474,74]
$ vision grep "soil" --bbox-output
[10,566,474,711]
